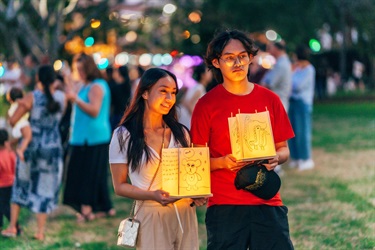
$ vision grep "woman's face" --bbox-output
[76,62,87,81]
[142,76,177,115]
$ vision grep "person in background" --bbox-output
[109,68,205,249]
[0,59,22,97]
[190,29,295,250]
[130,65,145,98]
[0,129,20,235]
[178,63,213,129]
[314,57,328,100]
[63,53,115,223]
[110,65,131,131]
[249,43,268,83]
[1,65,66,241]
[54,74,72,164]
[21,54,38,92]
[261,40,292,111]
[288,45,316,171]
[105,66,117,91]
[6,87,32,161]
[260,40,293,175]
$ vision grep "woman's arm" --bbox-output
[110,163,174,205]
[8,93,33,127]
[67,84,103,117]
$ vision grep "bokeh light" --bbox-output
[261,55,276,69]
[97,58,109,70]
[115,52,129,66]
[176,78,184,89]
[265,30,278,41]
[125,31,137,43]
[309,39,321,52]
[163,4,177,15]
[53,60,63,71]
[0,65,5,77]
[161,53,173,65]
[182,30,190,39]
[188,11,201,23]
[92,53,102,64]
[139,53,152,67]
[180,55,194,68]
[170,50,179,57]
[191,34,200,44]
[84,37,95,47]
[152,54,163,66]
[90,19,101,29]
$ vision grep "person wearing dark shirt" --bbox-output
[110,66,131,131]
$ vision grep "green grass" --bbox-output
[312,101,375,152]
[0,95,10,118]
[1,98,375,249]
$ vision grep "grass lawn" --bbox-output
[1,98,374,249]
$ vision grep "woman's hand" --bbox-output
[153,190,178,206]
[65,90,77,103]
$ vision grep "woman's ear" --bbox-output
[142,91,148,100]
[212,59,220,68]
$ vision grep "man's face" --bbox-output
[212,39,252,83]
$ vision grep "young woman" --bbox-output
[178,62,213,129]
[109,68,205,249]
[288,45,316,171]
[63,53,115,222]
[2,65,66,241]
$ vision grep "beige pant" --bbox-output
[135,198,199,250]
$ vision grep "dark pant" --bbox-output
[206,205,294,250]
[0,186,12,227]
[63,143,113,213]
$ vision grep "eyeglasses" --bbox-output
[219,54,251,67]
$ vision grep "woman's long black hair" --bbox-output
[38,65,60,113]
[116,68,189,172]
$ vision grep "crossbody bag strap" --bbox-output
[130,124,166,218]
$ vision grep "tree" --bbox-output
[0,0,114,65]
[169,0,375,87]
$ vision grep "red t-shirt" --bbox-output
[0,148,16,187]
[191,84,294,207]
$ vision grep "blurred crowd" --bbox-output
[0,53,145,240]
[0,36,368,240]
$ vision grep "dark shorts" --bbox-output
[206,205,294,250]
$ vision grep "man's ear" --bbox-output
[212,59,220,68]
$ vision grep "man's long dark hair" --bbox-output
[116,68,189,172]
[205,29,259,84]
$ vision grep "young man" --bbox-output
[190,29,295,250]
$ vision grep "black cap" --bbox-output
[234,163,281,200]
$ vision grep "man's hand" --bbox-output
[263,155,280,171]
